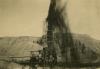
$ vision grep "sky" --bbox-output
[0,0,100,40]
[0,0,50,37]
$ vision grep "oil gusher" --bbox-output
[44,0,80,66]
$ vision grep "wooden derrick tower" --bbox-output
[45,0,80,64]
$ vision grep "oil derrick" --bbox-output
[46,0,80,64]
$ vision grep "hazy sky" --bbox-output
[0,0,50,37]
[0,0,100,40]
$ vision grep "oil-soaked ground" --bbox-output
[0,61,99,69]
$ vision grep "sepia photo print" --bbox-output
[0,0,100,69]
